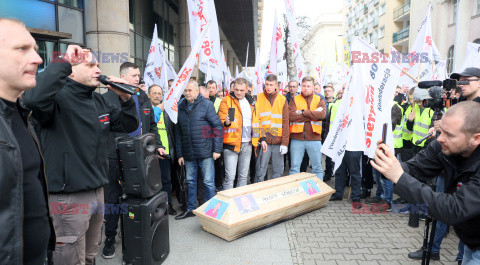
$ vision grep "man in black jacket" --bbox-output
[0,18,56,265]
[371,101,480,264]
[175,81,223,219]
[23,45,138,264]
[101,62,166,259]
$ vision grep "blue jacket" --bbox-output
[175,94,223,161]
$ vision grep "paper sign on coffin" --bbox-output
[193,173,335,241]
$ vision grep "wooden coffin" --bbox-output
[193,172,335,241]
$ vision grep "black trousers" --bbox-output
[362,155,374,190]
[105,158,122,240]
[159,158,173,206]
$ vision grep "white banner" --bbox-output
[284,0,305,86]
[165,22,210,123]
[456,42,480,73]
[395,6,441,89]
[322,37,401,173]
[277,60,288,93]
[268,12,285,75]
[144,24,177,94]
[186,0,222,79]
[254,48,263,95]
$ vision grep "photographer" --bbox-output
[371,101,480,265]
[451,67,480,103]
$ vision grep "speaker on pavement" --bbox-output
[123,191,170,264]
[116,133,162,198]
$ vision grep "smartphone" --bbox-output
[228,108,235,122]
[381,123,388,144]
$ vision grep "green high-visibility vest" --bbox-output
[402,105,414,141]
[392,102,404,148]
[329,99,341,130]
[214,97,221,112]
[412,105,434,147]
[157,112,169,154]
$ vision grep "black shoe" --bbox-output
[102,237,115,259]
[360,189,371,199]
[329,196,343,201]
[458,260,462,265]
[408,248,440,260]
[393,197,408,204]
[365,197,381,204]
[323,176,331,182]
[352,199,362,209]
[175,210,195,220]
[168,205,177,216]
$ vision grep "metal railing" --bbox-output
[392,27,409,43]
[394,0,411,19]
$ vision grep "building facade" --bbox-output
[1,0,260,82]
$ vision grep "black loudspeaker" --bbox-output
[123,191,170,264]
[116,133,162,198]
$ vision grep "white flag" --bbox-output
[144,24,177,94]
[456,42,480,73]
[186,0,222,79]
[394,6,440,89]
[277,60,288,92]
[284,0,305,86]
[164,22,210,123]
[254,48,263,95]
[268,12,283,75]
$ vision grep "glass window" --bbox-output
[0,0,56,31]
[446,45,454,74]
[58,0,84,9]
[58,6,84,44]
[379,26,385,39]
[477,0,480,15]
[135,34,143,60]
[130,30,135,58]
[37,40,59,72]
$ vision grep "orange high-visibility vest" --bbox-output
[290,94,323,135]
[220,95,259,152]
[255,92,286,138]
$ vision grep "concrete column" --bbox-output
[178,0,190,64]
[227,50,234,75]
[85,0,129,78]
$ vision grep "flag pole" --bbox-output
[196,55,200,83]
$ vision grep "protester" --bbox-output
[451,67,480,103]
[218,78,258,190]
[23,43,138,264]
[286,80,298,103]
[175,81,223,219]
[148,84,177,215]
[322,84,336,181]
[372,101,480,265]
[288,76,326,179]
[207,80,222,111]
[254,74,290,182]
[0,18,55,265]
[101,62,166,259]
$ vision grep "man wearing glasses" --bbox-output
[451,67,480,103]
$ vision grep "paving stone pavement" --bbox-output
[97,167,461,265]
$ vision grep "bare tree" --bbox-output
[283,14,312,80]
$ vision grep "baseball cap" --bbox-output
[450,67,480,80]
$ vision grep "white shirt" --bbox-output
[238,97,252,142]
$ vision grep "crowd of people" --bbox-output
[1,18,479,265]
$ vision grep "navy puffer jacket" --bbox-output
[175,94,223,161]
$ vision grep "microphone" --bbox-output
[415,132,433,145]
[418,81,442,88]
[428,86,444,98]
[98,75,136,95]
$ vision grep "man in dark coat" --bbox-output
[175,81,223,219]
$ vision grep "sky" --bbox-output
[259,0,344,64]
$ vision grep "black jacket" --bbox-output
[23,60,139,193]
[0,99,55,264]
[397,140,480,250]
[103,90,163,159]
[175,95,223,161]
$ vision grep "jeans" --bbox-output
[185,157,215,211]
[462,245,480,265]
[332,151,362,200]
[380,178,393,204]
[255,144,284,182]
[223,143,252,190]
[431,176,447,253]
[458,241,465,261]
[372,167,383,200]
[289,140,324,180]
